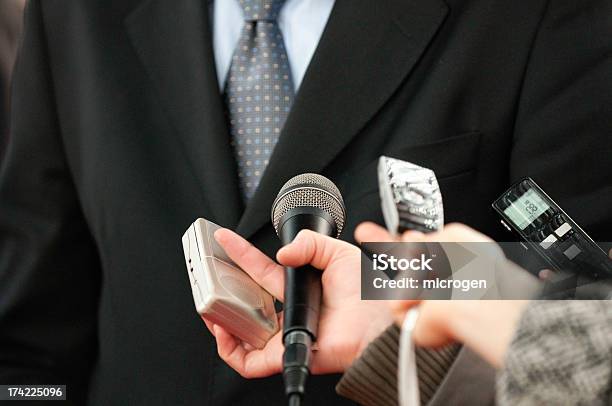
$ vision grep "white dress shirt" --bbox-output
[212,0,335,92]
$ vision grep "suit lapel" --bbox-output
[236,0,449,238]
[125,0,243,228]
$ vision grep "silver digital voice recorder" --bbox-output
[377,156,444,235]
[182,218,279,349]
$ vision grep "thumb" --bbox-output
[409,302,456,348]
[276,230,358,270]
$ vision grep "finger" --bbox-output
[400,230,426,242]
[411,302,455,348]
[277,229,359,270]
[214,325,283,378]
[214,228,285,300]
[243,332,284,378]
[390,300,421,325]
[214,325,248,375]
[355,222,396,243]
[538,269,555,281]
[203,318,216,336]
[427,223,493,243]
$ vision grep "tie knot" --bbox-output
[238,0,286,22]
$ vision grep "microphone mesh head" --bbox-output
[271,173,346,237]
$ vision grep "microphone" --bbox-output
[271,173,346,405]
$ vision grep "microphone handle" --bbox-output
[278,208,336,340]
[283,264,322,338]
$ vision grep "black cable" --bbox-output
[288,393,301,406]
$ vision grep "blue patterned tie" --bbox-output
[225,0,295,201]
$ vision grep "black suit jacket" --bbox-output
[0,0,24,160]
[1,1,611,405]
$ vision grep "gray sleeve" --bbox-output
[497,301,612,406]
[335,324,460,406]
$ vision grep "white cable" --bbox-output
[398,308,420,406]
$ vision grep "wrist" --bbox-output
[448,301,528,368]
[447,301,482,343]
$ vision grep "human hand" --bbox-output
[538,248,612,280]
[206,228,393,378]
[395,300,528,368]
[356,222,528,368]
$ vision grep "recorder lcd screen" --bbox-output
[503,189,550,230]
